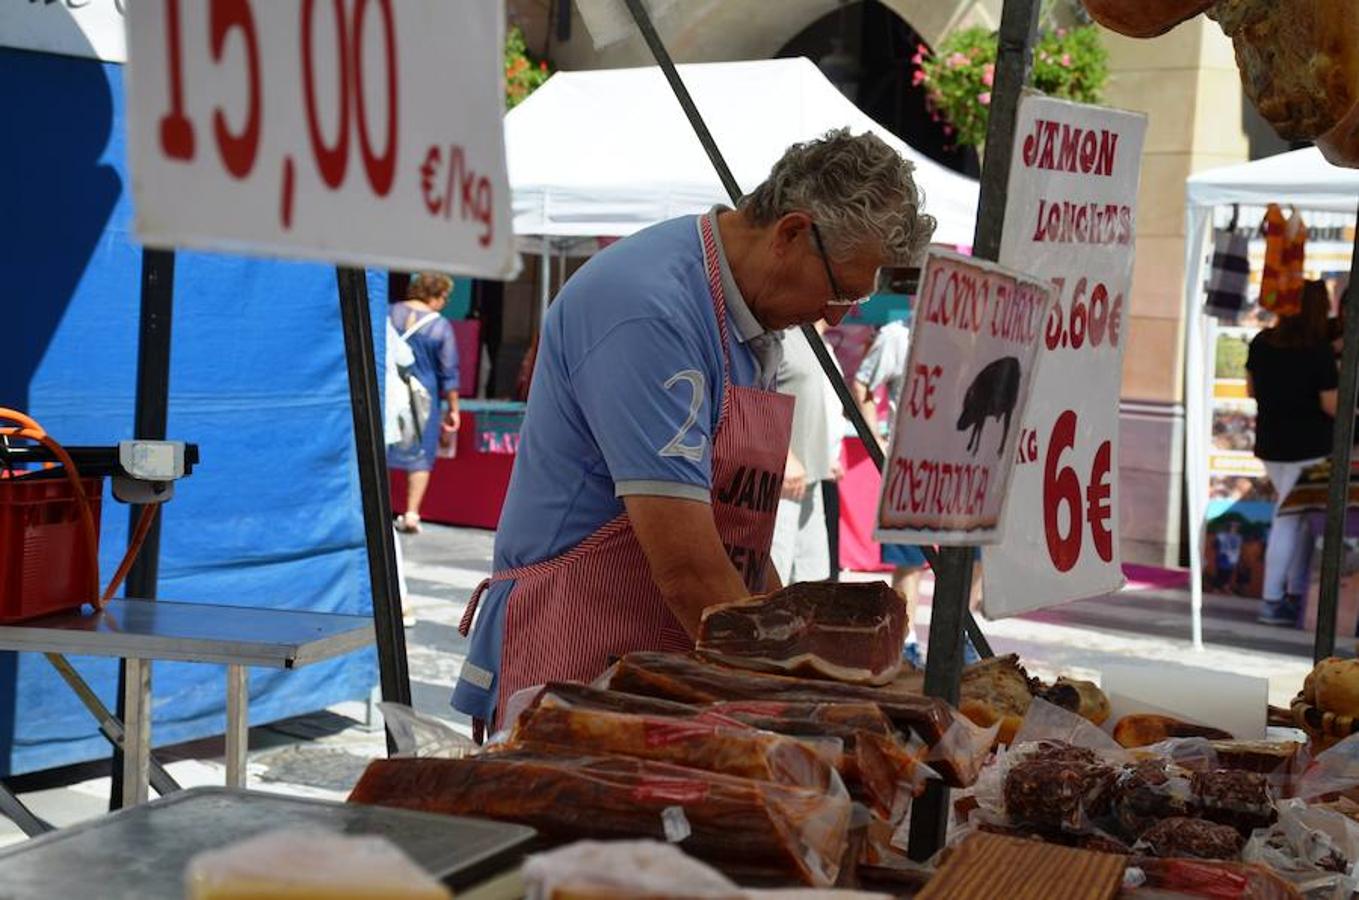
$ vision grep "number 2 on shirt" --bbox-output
[659,370,707,462]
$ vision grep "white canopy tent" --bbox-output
[505,57,980,248]
[1184,148,1359,648]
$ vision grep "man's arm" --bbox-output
[851,380,884,449]
[625,495,750,638]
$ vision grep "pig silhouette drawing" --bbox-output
[957,356,1021,457]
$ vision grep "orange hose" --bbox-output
[101,503,159,603]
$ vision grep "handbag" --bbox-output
[393,312,441,450]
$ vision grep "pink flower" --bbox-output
[1061,53,1072,67]
[1057,28,1067,38]
[978,91,991,106]
[943,125,954,136]
[982,63,994,87]
[917,43,929,56]
[912,69,926,86]
[911,51,924,65]
[947,52,968,69]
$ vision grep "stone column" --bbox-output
[1101,18,1248,566]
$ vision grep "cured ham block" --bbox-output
[696,582,908,686]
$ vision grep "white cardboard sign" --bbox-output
[983,95,1147,616]
[124,0,518,279]
[0,0,127,63]
[874,250,1054,545]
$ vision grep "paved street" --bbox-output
[0,522,1330,846]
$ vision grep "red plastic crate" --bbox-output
[0,474,102,623]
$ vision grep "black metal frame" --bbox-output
[110,247,180,811]
[1314,199,1359,663]
[336,267,412,751]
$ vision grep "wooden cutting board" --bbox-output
[917,833,1126,900]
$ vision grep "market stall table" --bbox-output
[0,599,374,809]
[0,786,535,899]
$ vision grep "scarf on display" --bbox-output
[1259,203,1306,317]
[1204,204,1249,324]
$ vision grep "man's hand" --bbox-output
[783,452,807,501]
[624,494,751,638]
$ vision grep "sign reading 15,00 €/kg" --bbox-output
[125,0,517,278]
[983,96,1148,618]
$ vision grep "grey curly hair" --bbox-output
[739,128,936,265]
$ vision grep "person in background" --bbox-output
[389,272,461,534]
[853,314,982,666]
[771,321,845,584]
[384,320,417,625]
[1248,280,1337,626]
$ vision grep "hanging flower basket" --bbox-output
[505,24,551,110]
[915,25,1109,151]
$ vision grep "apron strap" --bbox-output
[698,214,734,428]
[457,515,635,637]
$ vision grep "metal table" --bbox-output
[0,787,535,898]
[0,599,374,808]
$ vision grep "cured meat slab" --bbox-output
[530,685,925,819]
[697,583,908,685]
[508,704,837,791]
[604,652,954,745]
[348,751,851,887]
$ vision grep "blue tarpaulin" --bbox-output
[0,47,381,775]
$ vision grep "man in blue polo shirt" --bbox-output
[453,129,936,735]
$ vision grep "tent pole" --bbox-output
[336,267,410,752]
[540,237,552,331]
[1314,197,1359,662]
[905,0,1040,862]
[110,248,183,810]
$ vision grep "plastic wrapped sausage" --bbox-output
[348,751,852,887]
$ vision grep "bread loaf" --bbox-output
[1081,0,1216,38]
[1113,714,1232,748]
[1313,657,1359,717]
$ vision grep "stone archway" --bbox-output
[552,0,1003,71]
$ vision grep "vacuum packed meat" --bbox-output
[1112,759,1198,840]
[507,703,837,791]
[1193,769,1277,836]
[1004,756,1117,832]
[348,751,851,887]
[1136,816,1245,860]
[604,652,954,745]
[696,582,907,686]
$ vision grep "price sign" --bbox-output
[874,251,1054,546]
[983,96,1147,616]
[124,0,517,278]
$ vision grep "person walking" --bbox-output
[1248,280,1338,625]
[389,272,461,534]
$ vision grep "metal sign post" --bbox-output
[111,247,181,810]
[905,0,1040,861]
[1314,199,1359,662]
[337,269,410,739]
[336,268,411,750]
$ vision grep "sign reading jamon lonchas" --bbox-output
[874,251,1053,546]
[124,0,517,278]
[984,97,1148,617]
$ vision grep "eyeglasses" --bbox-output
[810,222,870,307]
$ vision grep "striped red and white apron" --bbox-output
[459,215,794,734]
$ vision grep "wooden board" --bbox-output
[917,833,1126,900]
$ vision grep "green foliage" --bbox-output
[916,25,1109,150]
[505,24,551,110]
